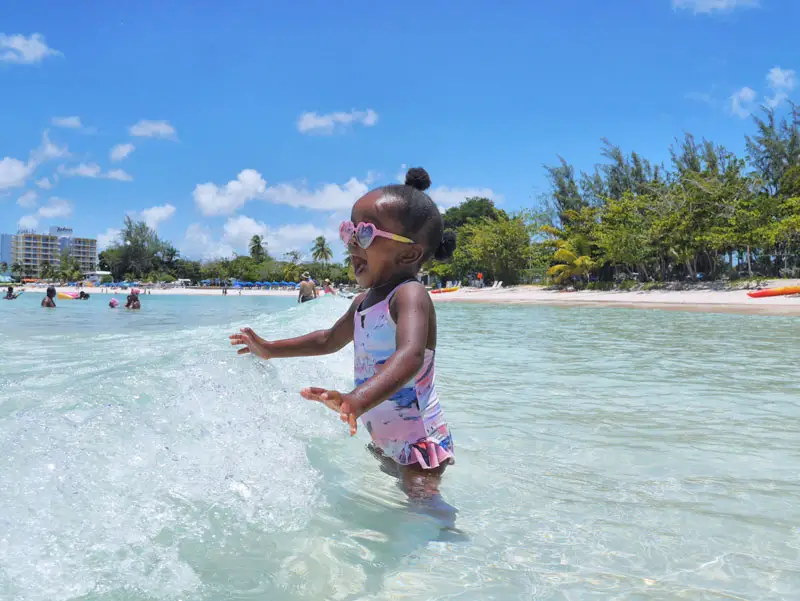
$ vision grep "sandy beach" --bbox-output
[15,281,800,315]
[431,280,800,316]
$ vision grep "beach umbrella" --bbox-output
[271,281,280,286]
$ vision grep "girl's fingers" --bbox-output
[300,387,325,400]
[237,347,251,355]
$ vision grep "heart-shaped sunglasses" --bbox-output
[339,221,415,249]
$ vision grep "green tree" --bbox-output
[442,197,505,230]
[453,214,531,285]
[547,236,596,285]
[40,262,57,281]
[249,235,267,262]
[311,236,333,263]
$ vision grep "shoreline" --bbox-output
[15,282,800,316]
[430,283,800,316]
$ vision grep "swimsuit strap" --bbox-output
[383,278,419,306]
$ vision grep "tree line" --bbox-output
[97,217,349,285]
[427,106,800,287]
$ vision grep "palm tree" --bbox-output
[0,262,7,274]
[249,235,266,262]
[10,262,22,279]
[547,235,596,285]
[40,262,57,281]
[311,236,333,263]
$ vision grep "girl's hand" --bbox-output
[300,387,358,435]
[229,327,272,360]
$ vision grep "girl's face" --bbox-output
[347,191,423,288]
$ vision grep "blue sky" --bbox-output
[1,0,798,261]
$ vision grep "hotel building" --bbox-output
[6,226,98,278]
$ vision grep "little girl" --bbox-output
[230,167,457,497]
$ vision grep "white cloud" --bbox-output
[765,66,797,109]
[19,197,74,229]
[0,33,61,64]
[297,109,379,135]
[429,186,503,209]
[17,190,38,208]
[59,163,132,182]
[106,168,133,182]
[1,132,68,192]
[193,169,267,216]
[180,217,339,262]
[52,116,82,129]
[37,197,73,219]
[194,169,370,215]
[32,131,70,163]
[59,162,102,178]
[263,177,369,211]
[18,215,38,230]
[672,0,758,13]
[97,227,121,251]
[110,143,135,162]
[140,204,176,230]
[181,223,235,261]
[730,86,757,118]
[36,177,53,190]
[0,157,34,190]
[129,119,177,139]
[222,215,336,258]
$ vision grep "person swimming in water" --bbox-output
[41,286,56,308]
[322,278,336,295]
[297,272,317,303]
[230,167,457,502]
[125,292,141,310]
[3,286,19,300]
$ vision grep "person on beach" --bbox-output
[125,293,141,310]
[230,167,457,501]
[322,278,337,295]
[3,286,20,300]
[42,286,56,308]
[297,272,317,303]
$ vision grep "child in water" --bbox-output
[230,167,457,499]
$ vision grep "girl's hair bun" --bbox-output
[433,230,457,262]
[405,167,431,192]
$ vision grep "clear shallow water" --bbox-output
[1,293,799,601]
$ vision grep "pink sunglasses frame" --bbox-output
[339,221,415,249]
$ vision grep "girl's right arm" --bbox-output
[229,294,363,360]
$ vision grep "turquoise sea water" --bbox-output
[1,292,799,600]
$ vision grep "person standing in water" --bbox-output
[297,272,317,303]
[42,286,57,308]
[3,286,20,300]
[322,278,336,295]
[230,167,457,502]
[125,292,141,310]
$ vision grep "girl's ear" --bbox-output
[396,243,424,267]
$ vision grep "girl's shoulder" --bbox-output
[388,280,433,317]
